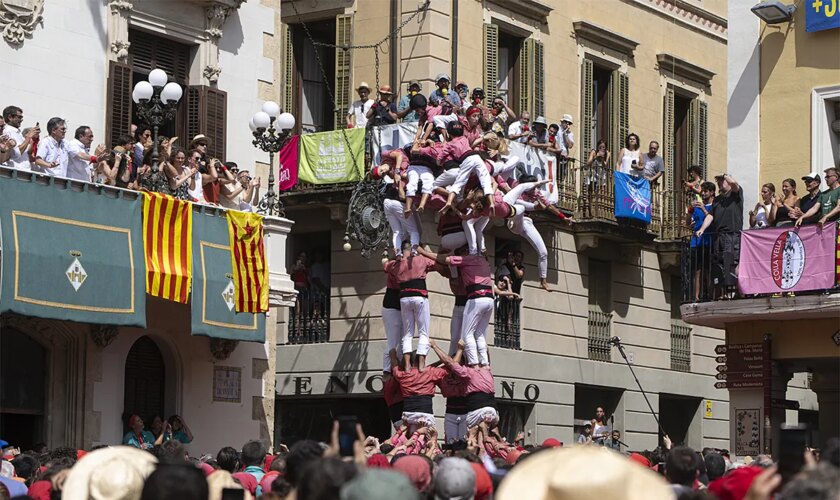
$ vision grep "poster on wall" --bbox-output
[213,366,242,403]
[735,408,761,456]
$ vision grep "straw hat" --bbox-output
[62,446,157,500]
[496,447,674,500]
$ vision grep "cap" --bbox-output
[341,470,419,500]
[379,85,393,94]
[562,113,574,124]
[533,116,547,126]
[408,79,422,90]
[356,82,371,91]
[541,438,563,448]
[190,134,212,147]
[802,171,821,182]
[472,86,484,94]
[434,457,475,500]
[455,80,468,89]
[435,73,451,83]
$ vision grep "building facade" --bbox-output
[273,0,735,451]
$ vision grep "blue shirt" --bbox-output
[122,430,156,449]
[429,89,462,108]
[398,95,419,122]
[690,204,713,247]
[244,465,266,496]
[159,430,192,444]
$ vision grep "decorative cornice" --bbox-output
[0,0,44,46]
[210,338,239,360]
[203,64,222,82]
[111,40,131,61]
[108,0,133,13]
[624,0,727,41]
[206,2,233,39]
[657,53,715,87]
[486,0,553,22]
[573,20,639,56]
[90,324,119,348]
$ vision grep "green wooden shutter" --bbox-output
[334,14,353,130]
[580,58,593,154]
[534,40,545,118]
[106,61,132,149]
[483,24,499,104]
[609,70,629,164]
[688,97,699,174]
[698,101,708,179]
[519,39,532,117]
[618,72,629,150]
[186,86,202,147]
[663,86,675,191]
[283,24,294,116]
[185,86,227,160]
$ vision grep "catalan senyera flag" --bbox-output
[226,211,268,313]
[143,192,193,303]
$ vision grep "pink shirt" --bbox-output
[438,373,467,398]
[384,260,400,289]
[447,255,492,289]
[382,149,409,174]
[384,376,404,406]
[448,364,495,394]
[397,255,437,283]
[459,116,483,145]
[392,366,448,396]
[438,136,473,165]
[470,191,511,220]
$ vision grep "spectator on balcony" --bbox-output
[184,149,208,202]
[605,430,622,451]
[615,133,643,178]
[790,172,823,225]
[796,167,840,228]
[0,131,14,165]
[684,165,704,199]
[347,82,374,129]
[576,423,593,445]
[696,173,742,298]
[526,117,550,150]
[500,251,524,296]
[558,114,575,157]
[34,117,69,177]
[221,164,260,211]
[66,126,105,182]
[749,183,777,229]
[591,406,610,445]
[546,123,563,155]
[507,112,531,144]
[397,80,423,123]
[454,81,470,111]
[585,139,611,188]
[468,87,486,113]
[688,181,715,301]
[771,178,798,227]
[161,147,196,200]
[2,105,39,171]
[488,97,516,138]
[429,74,462,110]
[133,126,152,168]
[367,86,398,128]
[641,141,665,187]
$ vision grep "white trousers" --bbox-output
[447,155,493,196]
[434,167,459,188]
[406,164,434,196]
[466,406,499,428]
[400,296,431,355]
[509,215,548,279]
[382,307,403,372]
[492,155,520,183]
[403,412,436,434]
[462,297,494,365]
[464,217,489,255]
[384,198,420,254]
[440,231,468,251]
[444,413,468,443]
[450,304,465,355]
[432,113,459,130]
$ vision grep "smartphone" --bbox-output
[778,425,808,483]
[338,415,358,457]
[221,488,245,500]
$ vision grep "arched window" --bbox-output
[123,336,165,431]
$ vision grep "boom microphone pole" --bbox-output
[609,336,666,437]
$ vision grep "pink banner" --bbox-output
[738,222,837,295]
[277,135,299,191]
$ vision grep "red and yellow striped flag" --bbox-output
[227,210,268,313]
[143,192,193,303]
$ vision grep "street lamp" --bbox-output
[750,1,796,23]
[251,101,295,217]
[132,68,182,193]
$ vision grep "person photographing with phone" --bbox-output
[154,414,194,446]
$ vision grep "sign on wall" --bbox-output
[213,366,242,403]
[806,0,840,32]
[735,408,761,456]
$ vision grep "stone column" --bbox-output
[107,0,133,62]
[202,1,246,85]
[810,369,840,449]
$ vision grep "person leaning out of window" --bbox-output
[155,414,194,446]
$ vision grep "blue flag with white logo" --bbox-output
[806,0,840,33]
[614,171,652,223]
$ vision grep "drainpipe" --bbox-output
[390,0,398,88]
[451,0,458,82]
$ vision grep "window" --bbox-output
[663,86,708,191]
[0,328,46,449]
[580,59,629,159]
[483,24,543,117]
[123,336,165,433]
[574,384,623,442]
[288,232,331,344]
[659,394,702,447]
[587,259,612,362]
[669,275,691,372]
[496,401,533,443]
[494,239,522,350]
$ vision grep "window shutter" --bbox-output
[483,24,499,104]
[283,24,294,116]
[663,86,675,192]
[106,61,132,148]
[186,86,203,147]
[580,58,593,154]
[534,40,545,118]
[609,70,629,163]
[334,14,353,130]
[698,101,708,179]
[185,86,228,160]
[128,29,190,83]
[519,39,532,117]
[688,97,699,173]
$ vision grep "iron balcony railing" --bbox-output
[587,308,612,362]
[288,288,330,344]
[494,296,521,350]
[670,322,692,372]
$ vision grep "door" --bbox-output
[123,336,166,432]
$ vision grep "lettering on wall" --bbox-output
[213,366,242,403]
[294,376,312,395]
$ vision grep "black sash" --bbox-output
[403,395,434,414]
[446,396,468,414]
[466,392,496,412]
[399,278,428,298]
[383,288,401,310]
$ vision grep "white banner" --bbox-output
[370,123,559,204]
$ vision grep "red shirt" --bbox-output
[397,255,437,283]
[392,366,448,397]
[384,376,404,406]
[448,364,494,394]
[438,373,467,398]
[382,149,409,174]
[384,260,400,289]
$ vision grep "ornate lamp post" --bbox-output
[250,101,295,217]
[132,69,182,193]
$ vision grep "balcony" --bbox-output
[494,296,521,350]
[587,308,612,362]
[288,288,330,344]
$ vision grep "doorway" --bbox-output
[123,336,166,433]
[0,328,47,450]
[275,396,391,446]
[659,393,702,448]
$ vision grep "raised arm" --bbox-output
[429,339,456,368]
[415,245,448,266]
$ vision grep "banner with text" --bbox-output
[614,171,652,222]
[278,135,300,191]
[738,223,836,295]
[298,128,365,184]
[806,0,840,32]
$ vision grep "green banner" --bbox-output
[298,128,365,184]
[0,172,146,327]
[191,210,266,342]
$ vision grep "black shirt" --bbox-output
[505,262,524,294]
[798,192,821,224]
[710,189,744,233]
[369,102,397,127]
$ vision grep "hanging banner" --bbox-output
[614,171,652,222]
[191,209,266,342]
[298,128,365,184]
[142,192,193,304]
[737,223,836,295]
[278,135,300,191]
[0,172,146,327]
[370,123,418,165]
[806,0,840,32]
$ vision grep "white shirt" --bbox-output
[507,121,529,143]
[559,128,574,152]
[349,99,374,128]
[65,138,92,181]
[220,182,253,212]
[36,136,69,178]
[187,169,205,202]
[3,125,31,171]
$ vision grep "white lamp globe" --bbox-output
[253,111,271,130]
[148,69,168,88]
[343,241,352,252]
[249,117,258,132]
[277,112,296,131]
[160,82,182,104]
[133,81,154,102]
[261,101,281,118]
[131,89,140,104]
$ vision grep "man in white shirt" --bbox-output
[558,114,575,157]
[2,105,39,171]
[346,82,374,129]
[220,164,260,212]
[507,112,531,143]
[35,117,69,177]
[66,126,106,181]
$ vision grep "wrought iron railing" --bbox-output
[587,308,612,361]
[670,322,692,372]
[657,190,694,241]
[575,164,616,222]
[494,297,521,350]
[288,289,330,344]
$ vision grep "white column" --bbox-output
[264,216,297,307]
